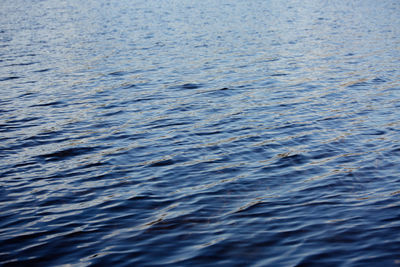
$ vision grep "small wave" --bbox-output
[0,76,20,81]
[179,83,203,90]
[30,101,64,107]
[37,146,99,162]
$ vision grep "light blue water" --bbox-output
[1,0,400,266]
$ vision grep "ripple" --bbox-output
[36,146,100,162]
[30,101,64,107]
[33,68,51,73]
[0,76,20,81]
[179,83,203,90]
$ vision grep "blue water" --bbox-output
[1,0,400,266]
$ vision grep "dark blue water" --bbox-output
[1,0,400,265]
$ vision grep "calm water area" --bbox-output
[1,0,400,266]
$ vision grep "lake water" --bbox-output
[1,0,400,266]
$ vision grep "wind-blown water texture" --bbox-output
[1,0,400,266]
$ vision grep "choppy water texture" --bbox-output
[1,0,400,266]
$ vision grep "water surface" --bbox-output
[1,0,400,266]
